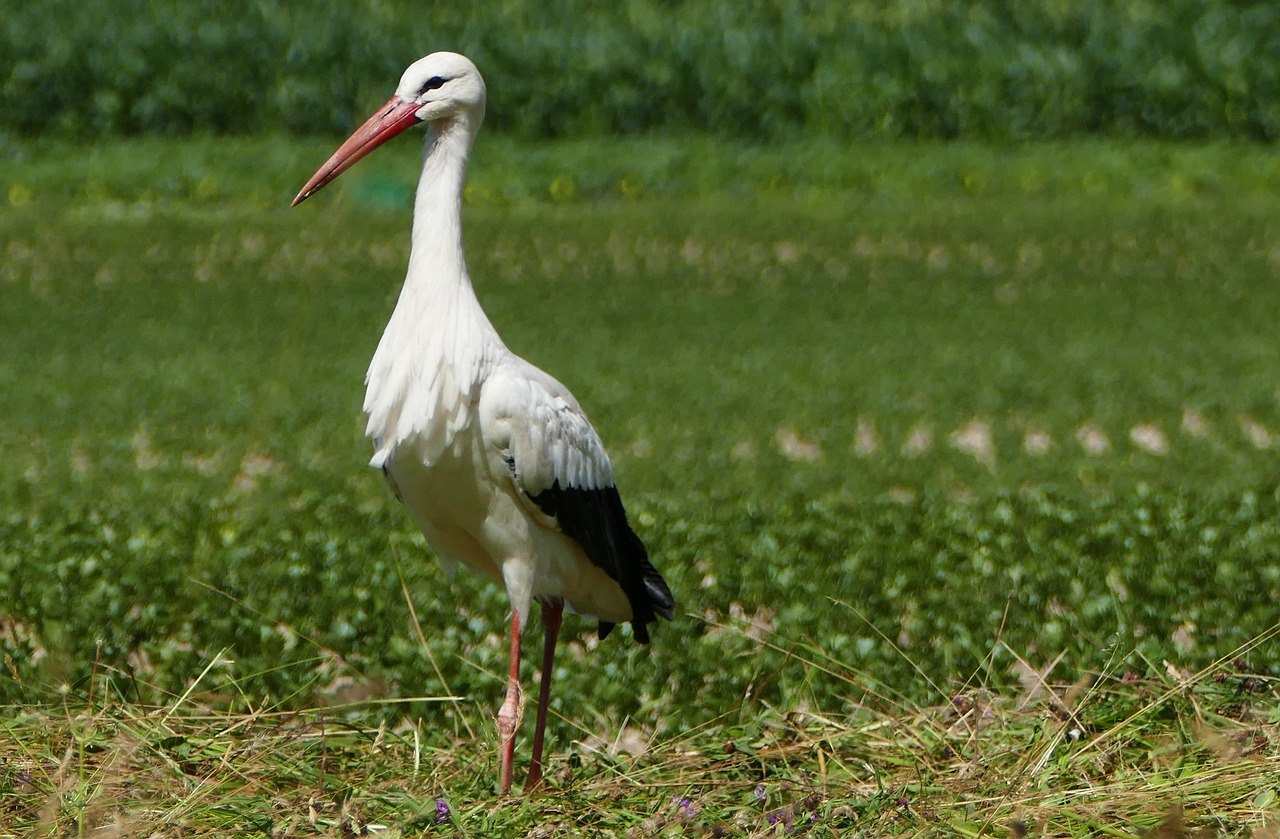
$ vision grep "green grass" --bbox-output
[2,135,1280,833]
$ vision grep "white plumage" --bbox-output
[293,52,674,796]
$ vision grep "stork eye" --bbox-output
[422,76,446,92]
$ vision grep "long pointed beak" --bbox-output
[292,96,423,206]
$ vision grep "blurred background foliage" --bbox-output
[4,0,1280,140]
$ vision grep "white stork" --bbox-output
[291,52,674,794]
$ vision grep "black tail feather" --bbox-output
[531,480,674,644]
[641,559,675,621]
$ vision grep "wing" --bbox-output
[479,362,674,642]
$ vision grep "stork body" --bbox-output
[293,52,674,794]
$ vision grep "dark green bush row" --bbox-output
[5,0,1280,139]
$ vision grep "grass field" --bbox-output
[2,135,1280,834]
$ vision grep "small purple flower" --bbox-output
[434,798,451,824]
[753,784,767,803]
[671,795,697,819]
[766,808,794,830]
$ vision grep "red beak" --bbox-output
[292,96,423,206]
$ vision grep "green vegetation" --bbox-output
[2,134,1280,832]
[5,0,1280,139]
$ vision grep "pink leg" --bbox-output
[497,610,523,796]
[526,598,563,791]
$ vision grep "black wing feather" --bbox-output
[529,480,674,643]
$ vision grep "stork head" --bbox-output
[395,52,486,123]
[293,52,486,206]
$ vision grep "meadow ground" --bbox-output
[2,135,1280,835]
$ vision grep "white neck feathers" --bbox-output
[363,115,504,467]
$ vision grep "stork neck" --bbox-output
[405,115,479,298]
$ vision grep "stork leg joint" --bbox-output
[497,678,524,741]
[498,609,525,795]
